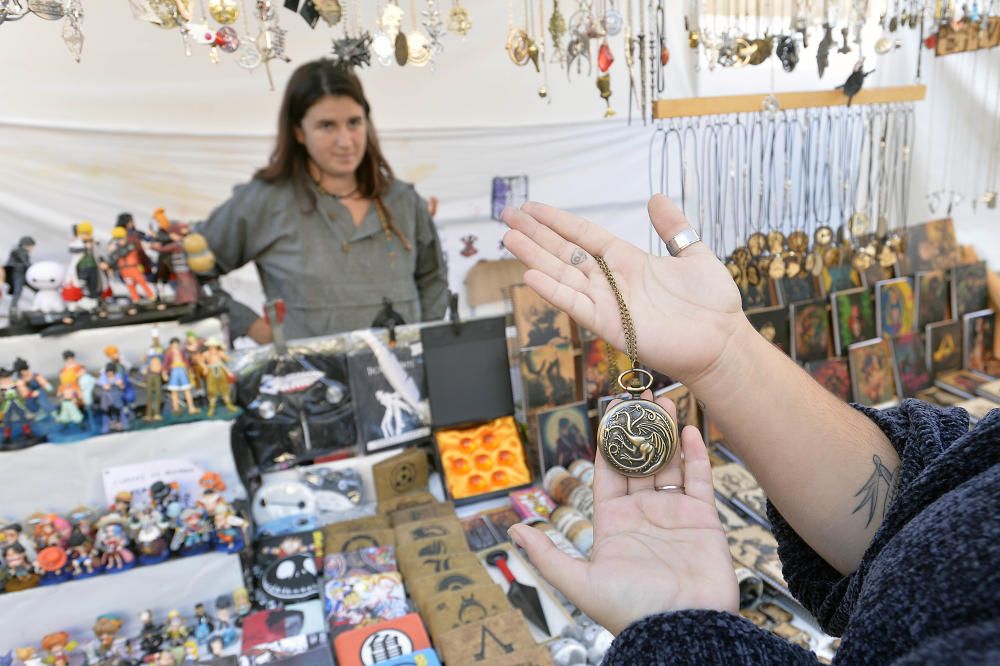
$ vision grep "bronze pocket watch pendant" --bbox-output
[597,369,678,477]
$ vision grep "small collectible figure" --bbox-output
[65,221,108,310]
[13,647,42,666]
[150,481,181,518]
[40,631,76,666]
[111,491,133,518]
[108,225,156,303]
[104,345,136,403]
[0,367,36,448]
[94,514,136,572]
[165,610,189,646]
[13,358,54,415]
[192,602,215,644]
[150,218,201,305]
[90,615,127,666]
[163,337,199,415]
[24,261,66,314]
[143,330,165,421]
[67,530,100,579]
[98,362,132,432]
[32,513,72,549]
[232,587,252,625]
[35,543,71,585]
[0,522,37,562]
[68,506,99,540]
[214,595,239,647]
[202,338,236,417]
[185,331,206,395]
[4,235,35,319]
[138,610,164,657]
[170,508,212,556]
[3,543,40,592]
[129,504,171,565]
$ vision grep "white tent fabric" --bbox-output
[1,2,997,321]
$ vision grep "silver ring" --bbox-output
[655,484,685,493]
[665,228,701,257]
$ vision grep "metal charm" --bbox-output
[597,369,678,477]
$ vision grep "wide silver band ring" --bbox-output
[665,228,701,257]
[655,484,685,493]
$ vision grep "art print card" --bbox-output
[915,270,950,329]
[875,278,915,338]
[899,218,960,274]
[511,284,573,349]
[241,601,326,652]
[324,572,408,629]
[582,337,631,402]
[347,344,430,453]
[891,332,931,398]
[727,525,786,588]
[962,309,997,375]
[848,338,899,407]
[711,463,761,500]
[777,273,819,306]
[746,306,791,355]
[935,369,991,400]
[925,320,962,378]
[831,287,876,356]
[654,382,700,431]
[535,401,595,473]
[805,358,852,402]
[790,299,833,363]
[520,343,577,412]
[821,264,860,297]
[951,261,989,318]
[916,386,966,407]
[739,268,778,310]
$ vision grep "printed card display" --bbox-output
[915,270,950,329]
[891,332,931,398]
[534,401,594,473]
[831,287,876,355]
[790,299,833,363]
[848,338,899,407]
[347,344,430,453]
[875,278,915,338]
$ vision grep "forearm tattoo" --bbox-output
[852,454,899,529]
[570,249,588,265]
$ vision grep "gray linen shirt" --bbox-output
[199,177,449,340]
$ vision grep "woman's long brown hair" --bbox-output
[256,60,394,211]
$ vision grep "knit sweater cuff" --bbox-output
[602,610,821,666]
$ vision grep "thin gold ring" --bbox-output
[655,484,685,493]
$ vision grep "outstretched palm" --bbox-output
[502,196,743,384]
[510,422,737,636]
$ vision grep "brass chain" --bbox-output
[595,256,640,391]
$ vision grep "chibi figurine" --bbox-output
[129,504,171,565]
[98,362,132,432]
[4,235,35,318]
[150,481,181,517]
[143,330,165,421]
[202,338,236,416]
[170,508,212,556]
[197,477,244,554]
[232,587,252,625]
[163,337,199,415]
[40,631,76,666]
[213,595,238,647]
[191,602,215,644]
[24,261,66,314]
[31,513,72,549]
[35,543,71,585]
[67,530,100,578]
[108,225,156,303]
[69,506,99,540]
[13,358,54,415]
[94,514,136,572]
[0,367,36,447]
[13,647,42,666]
[138,609,165,657]
[3,542,40,592]
[111,491,133,518]
[0,522,37,562]
[165,610,189,646]
[90,615,128,665]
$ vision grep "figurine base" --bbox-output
[0,435,44,452]
[102,560,137,575]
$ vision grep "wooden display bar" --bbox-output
[652,85,927,119]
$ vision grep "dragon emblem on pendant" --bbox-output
[597,399,677,477]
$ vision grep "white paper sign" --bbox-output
[102,458,205,508]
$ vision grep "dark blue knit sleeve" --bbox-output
[765,399,974,635]
[603,610,822,665]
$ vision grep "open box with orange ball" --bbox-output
[420,317,534,505]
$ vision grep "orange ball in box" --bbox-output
[436,416,531,499]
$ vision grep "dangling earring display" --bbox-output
[593,256,678,477]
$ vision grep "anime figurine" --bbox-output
[13,358,54,415]
[170,508,212,556]
[3,542,40,592]
[98,362,132,432]
[191,602,215,644]
[40,632,76,666]
[104,345,136,403]
[94,514,136,572]
[65,221,110,309]
[202,492,245,554]
[143,330,165,421]
[116,213,154,269]
[54,380,85,430]
[67,530,101,579]
[4,235,35,319]
[202,338,236,417]
[232,587,252,625]
[129,504,170,565]
[90,615,128,666]
[111,491,133,518]
[13,648,42,666]
[213,595,239,647]
[150,480,181,517]
[185,331,206,395]
[0,522,37,563]
[24,261,66,314]
[31,513,72,549]
[150,217,201,305]
[0,367,36,448]
[163,337,199,415]
[35,543,71,585]
[69,506,99,540]
[108,224,156,303]
[138,610,165,657]
[165,610,189,646]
